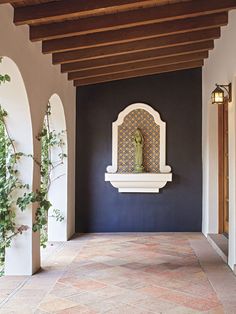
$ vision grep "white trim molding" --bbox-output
[105,103,172,193]
[105,173,172,193]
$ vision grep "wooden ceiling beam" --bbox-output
[0,0,29,3]
[30,0,235,41]
[53,28,220,65]
[68,51,208,80]
[14,0,162,25]
[74,60,203,86]
[61,41,213,73]
[42,13,227,53]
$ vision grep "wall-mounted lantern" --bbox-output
[211,83,232,104]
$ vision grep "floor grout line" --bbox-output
[36,238,89,311]
[0,276,30,308]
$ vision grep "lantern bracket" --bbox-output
[216,83,232,103]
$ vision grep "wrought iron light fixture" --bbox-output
[211,83,232,104]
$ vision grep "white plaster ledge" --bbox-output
[105,173,172,193]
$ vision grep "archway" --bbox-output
[0,56,38,275]
[46,94,68,242]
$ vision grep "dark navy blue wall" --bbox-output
[76,68,202,232]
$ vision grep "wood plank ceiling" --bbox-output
[1,0,236,86]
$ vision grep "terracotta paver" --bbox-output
[0,233,236,313]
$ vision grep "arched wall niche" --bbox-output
[105,103,172,193]
[46,93,68,242]
[0,56,40,275]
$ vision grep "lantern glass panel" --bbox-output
[215,91,224,103]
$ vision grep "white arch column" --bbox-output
[0,57,40,275]
[0,4,76,274]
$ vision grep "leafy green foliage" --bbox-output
[0,56,66,273]
[19,103,66,248]
[0,74,10,85]
[0,104,29,275]
[0,58,10,86]
[0,57,30,275]
[14,104,66,248]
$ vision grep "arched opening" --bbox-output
[42,94,68,244]
[0,57,38,275]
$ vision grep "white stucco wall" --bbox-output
[202,10,236,270]
[0,4,76,274]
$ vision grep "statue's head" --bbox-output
[135,128,142,136]
[134,128,143,143]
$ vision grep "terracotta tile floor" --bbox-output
[1,233,236,313]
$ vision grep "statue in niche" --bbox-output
[133,128,145,173]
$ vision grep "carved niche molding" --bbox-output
[105,103,172,193]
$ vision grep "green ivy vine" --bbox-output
[0,57,66,274]
[17,103,66,248]
[0,59,29,275]
[0,57,10,85]
[0,109,30,275]
[35,103,66,247]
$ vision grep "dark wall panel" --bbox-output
[76,68,202,232]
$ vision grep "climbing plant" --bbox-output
[0,57,66,276]
[35,103,66,247]
[0,57,10,85]
[0,58,29,275]
[17,103,66,248]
